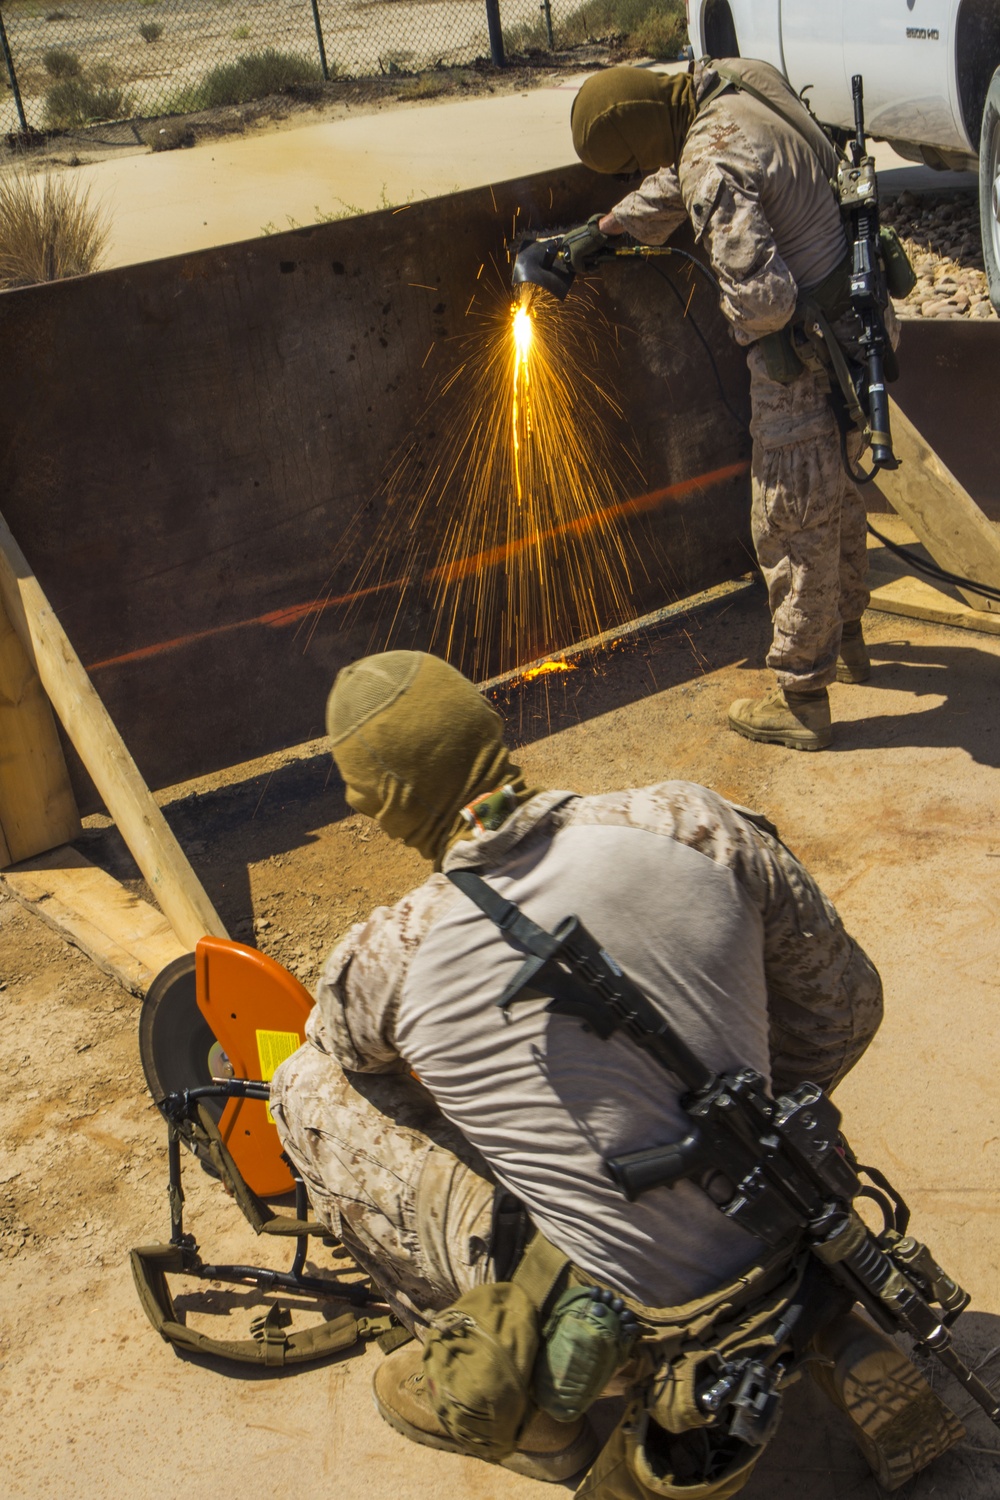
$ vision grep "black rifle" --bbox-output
[447,869,1000,1433]
[840,73,899,471]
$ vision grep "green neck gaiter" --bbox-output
[571,67,697,175]
[327,651,538,868]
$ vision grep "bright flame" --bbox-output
[511,301,533,503]
[512,302,534,361]
[521,659,577,681]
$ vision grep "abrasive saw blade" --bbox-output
[138,951,224,1126]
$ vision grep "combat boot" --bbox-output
[810,1311,964,1491]
[372,1342,599,1481]
[836,620,871,683]
[727,687,832,751]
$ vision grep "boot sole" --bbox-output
[372,1382,597,1482]
[835,664,871,684]
[812,1338,965,1493]
[727,714,831,751]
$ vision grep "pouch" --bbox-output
[880,226,917,299]
[576,1403,762,1499]
[534,1286,639,1422]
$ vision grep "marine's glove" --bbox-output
[559,214,609,273]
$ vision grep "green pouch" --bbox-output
[534,1286,639,1423]
[755,327,805,384]
[421,1230,570,1462]
[423,1280,541,1461]
[880,225,917,299]
[576,1403,762,1500]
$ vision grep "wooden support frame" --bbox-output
[874,399,1000,617]
[0,507,226,953]
[0,595,81,865]
[0,846,189,994]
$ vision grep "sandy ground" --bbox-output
[3,586,1000,1499]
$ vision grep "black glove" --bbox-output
[558,214,609,273]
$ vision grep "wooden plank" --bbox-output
[0,509,227,950]
[875,399,1000,614]
[866,512,1000,633]
[0,845,189,994]
[868,570,1000,634]
[0,596,81,867]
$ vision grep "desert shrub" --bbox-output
[394,72,448,101]
[507,0,686,56]
[42,46,81,79]
[0,170,109,289]
[147,120,195,150]
[182,49,322,109]
[138,20,163,41]
[44,73,134,128]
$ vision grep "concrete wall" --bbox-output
[0,165,752,812]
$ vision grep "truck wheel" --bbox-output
[704,0,739,59]
[980,66,1000,312]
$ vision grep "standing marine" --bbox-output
[570,59,896,751]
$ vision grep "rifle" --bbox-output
[447,869,1000,1435]
[838,73,901,471]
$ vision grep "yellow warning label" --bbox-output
[256,1029,301,1123]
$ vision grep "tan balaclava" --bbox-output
[571,66,697,175]
[327,651,536,868]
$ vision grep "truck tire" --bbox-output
[980,66,1000,312]
[704,0,739,59]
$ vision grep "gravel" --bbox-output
[883,188,998,321]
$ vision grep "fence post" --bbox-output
[484,0,505,67]
[0,6,28,135]
[540,0,554,48]
[309,0,330,81]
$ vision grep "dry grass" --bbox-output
[0,170,109,289]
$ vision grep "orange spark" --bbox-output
[521,659,577,681]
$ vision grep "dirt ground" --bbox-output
[3,585,1000,1499]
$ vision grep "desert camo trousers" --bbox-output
[270,1044,494,1333]
[747,345,869,694]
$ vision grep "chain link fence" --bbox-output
[0,0,686,137]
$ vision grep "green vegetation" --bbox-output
[506,0,687,59]
[138,20,163,42]
[0,170,108,289]
[169,49,322,112]
[44,65,134,128]
[42,46,81,79]
[231,23,251,40]
[393,72,448,101]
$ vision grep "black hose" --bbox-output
[866,522,1000,605]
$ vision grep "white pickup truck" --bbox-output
[686,0,1000,304]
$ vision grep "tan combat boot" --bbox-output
[727,687,832,751]
[810,1312,965,1491]
[372,1342,599,1481]
[836,620,871,683]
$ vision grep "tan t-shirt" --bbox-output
[303,784,882,1307]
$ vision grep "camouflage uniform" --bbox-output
[611,63,882,692]
[271,785,881,1324]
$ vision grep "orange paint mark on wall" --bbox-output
[85,461,749,674]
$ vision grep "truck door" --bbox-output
[779,0,849,127]
[841,0,966,152]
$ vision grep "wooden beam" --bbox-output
[868,570,1000,634]
[0,508,227,950]
[866,513,1000,634]
[875,400,1000,615]
[0,596,81,867]
[0,845,188,994]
